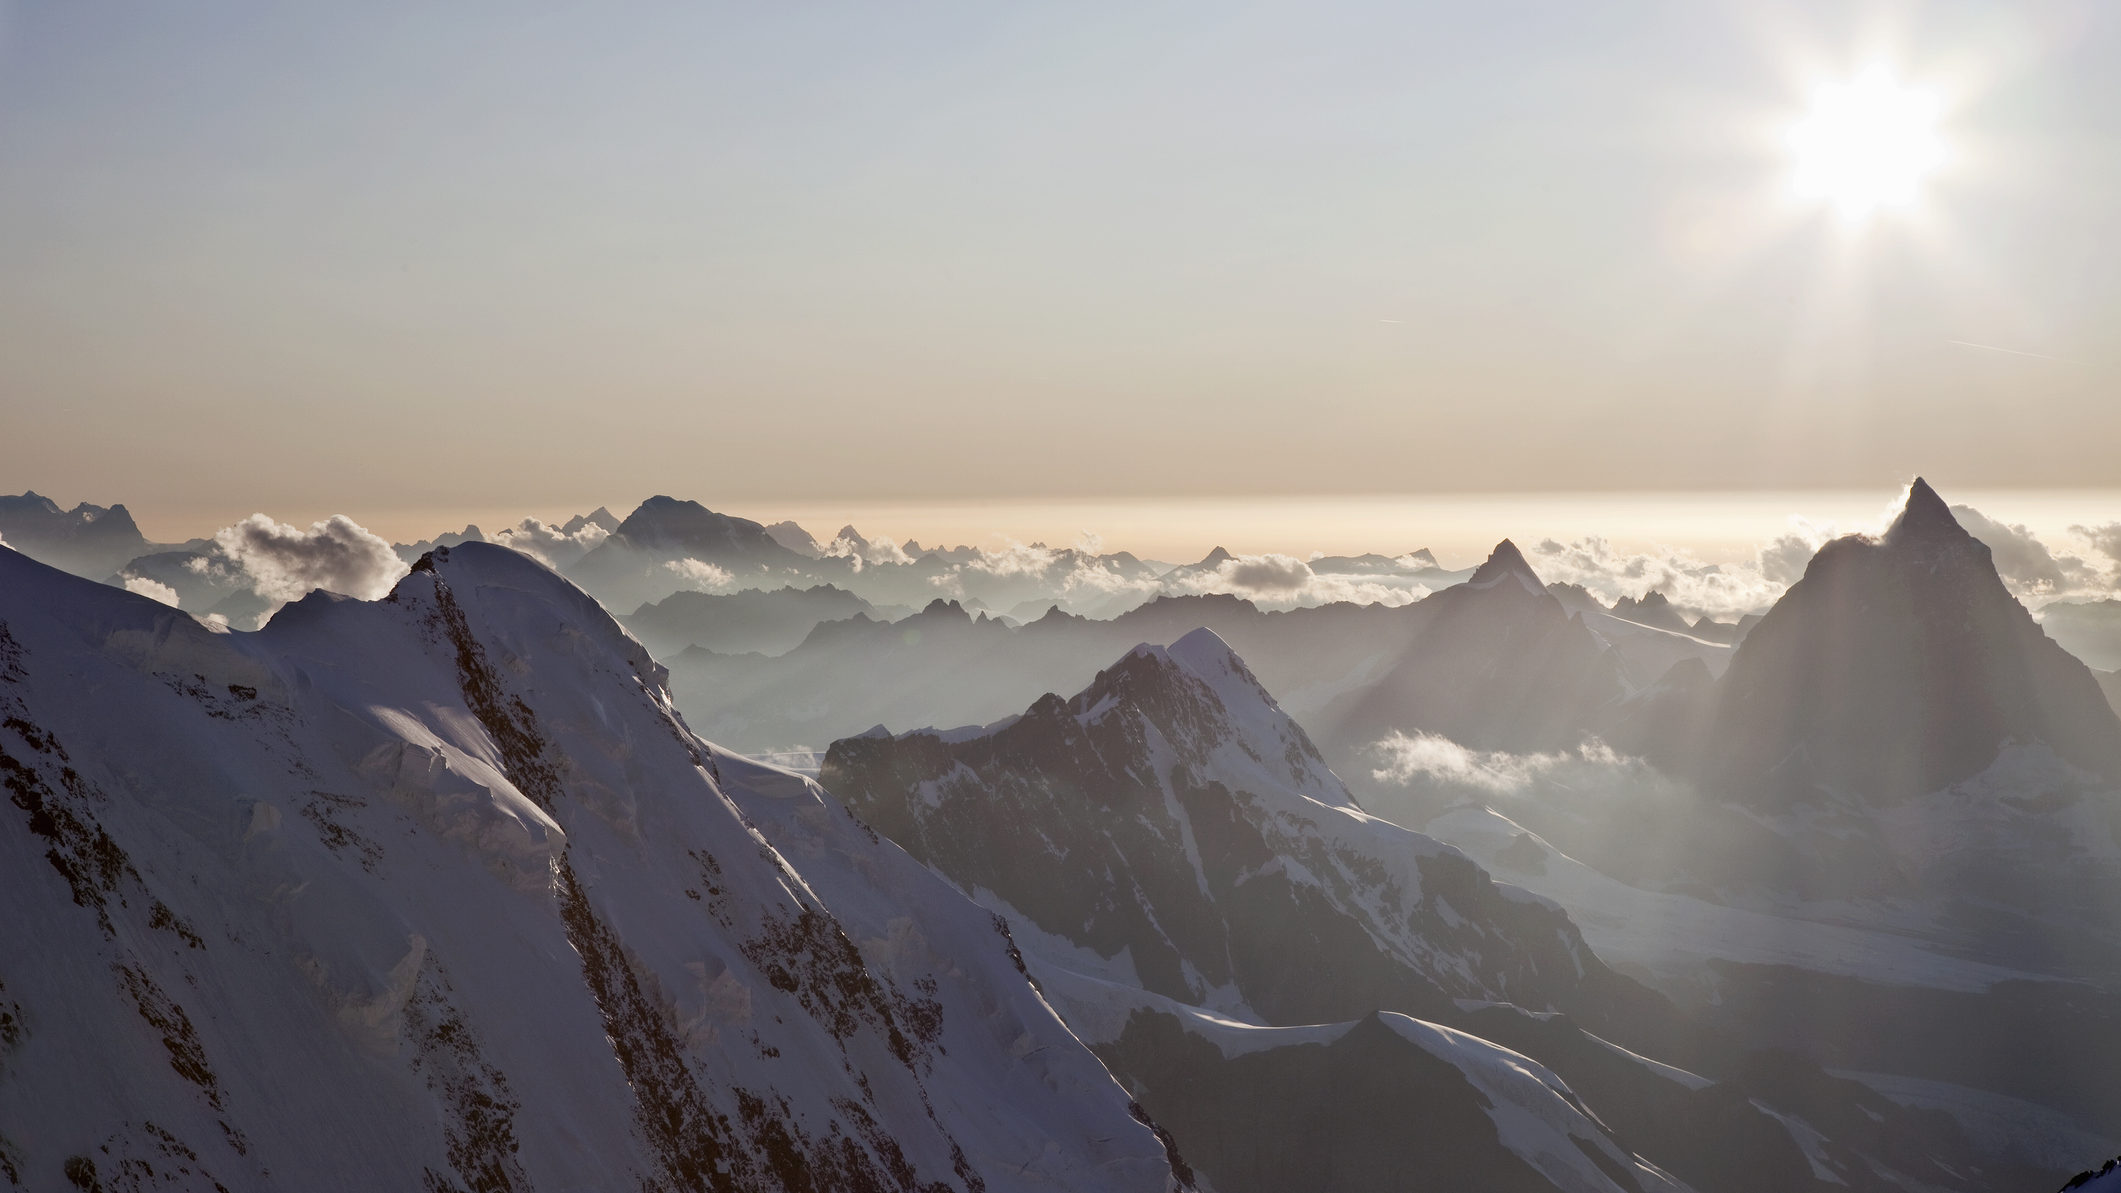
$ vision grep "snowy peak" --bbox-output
[0,531,1185,1192]
[820,632,1629,1031]
[1467,538,1543,593]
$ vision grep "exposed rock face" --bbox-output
[820,629,2004,1193]
[1700,479,2121,806]
[822,629,1638,1031]
[0,543,1184,1192]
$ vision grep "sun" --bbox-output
[1787,68,1947,219]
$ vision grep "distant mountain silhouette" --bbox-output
[564,496,816,609]
[0,490,156,579]
[1322,539,1625,758]
[1701,478,2121,804]
[621,584,886,658]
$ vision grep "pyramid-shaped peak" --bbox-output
[1883,477,1970,547]
[1197,545,1235,567]
[1468,539,1542,591]
[1169,626,1244,677]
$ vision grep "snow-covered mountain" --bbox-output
[824,629,1643,1028]
[820,630,1997,1193]
[0,542,1185,1192]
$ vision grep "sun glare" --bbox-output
[1787,68,1947,219]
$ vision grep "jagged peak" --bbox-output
[1468,539,1543,593]
[1882,477,1972,548]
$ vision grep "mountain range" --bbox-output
[0,543,1184,1191]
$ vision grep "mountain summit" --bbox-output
[1701,478,2121,804]
[1467,538,1543,592]
[0,543,1185,1191]
[1883,476,1963,547]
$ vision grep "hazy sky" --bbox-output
[4,1,2119,530]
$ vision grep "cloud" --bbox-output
[1367,731,1671,810]
[213,514,408,603]
[1162,551,1430,610]
[1369,731,1584,794]
[490,517,610,568]
[823,528,912,569]
[1527,537,1792,620]
[1951,505,2102,596]
[1227,555,1310,592]
[962,541,1064,579]
[663,558,734,592]
[2070,523,2121,574]
[122,576,181,607]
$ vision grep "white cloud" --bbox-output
[1528,535,1802,620]
[962,541,1063,579]
[1951,505,2102,597]
[2076,523,2121,567]
[213,514,408,603]
[663,558,734,592]
[1370,731,1579,793]
[823,528,912,568]
[1162,551,1429,610]
[1369,731,1659,801]
[490,517,610,568]
[122,576,181,607]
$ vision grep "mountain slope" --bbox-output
[821,628,1639,1031]
[622,584,885,658]
[1701,479,2121,805]
[819,630,2002,1193]
[0,542,1184,1192]
[566,496,819,609]
[1321,540,1629,765]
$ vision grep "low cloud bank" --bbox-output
[1161,552,1430,610]
[1529,503,2121,622]
[1528,537,1793,621]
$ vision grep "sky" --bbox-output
[4,1,2120,537]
